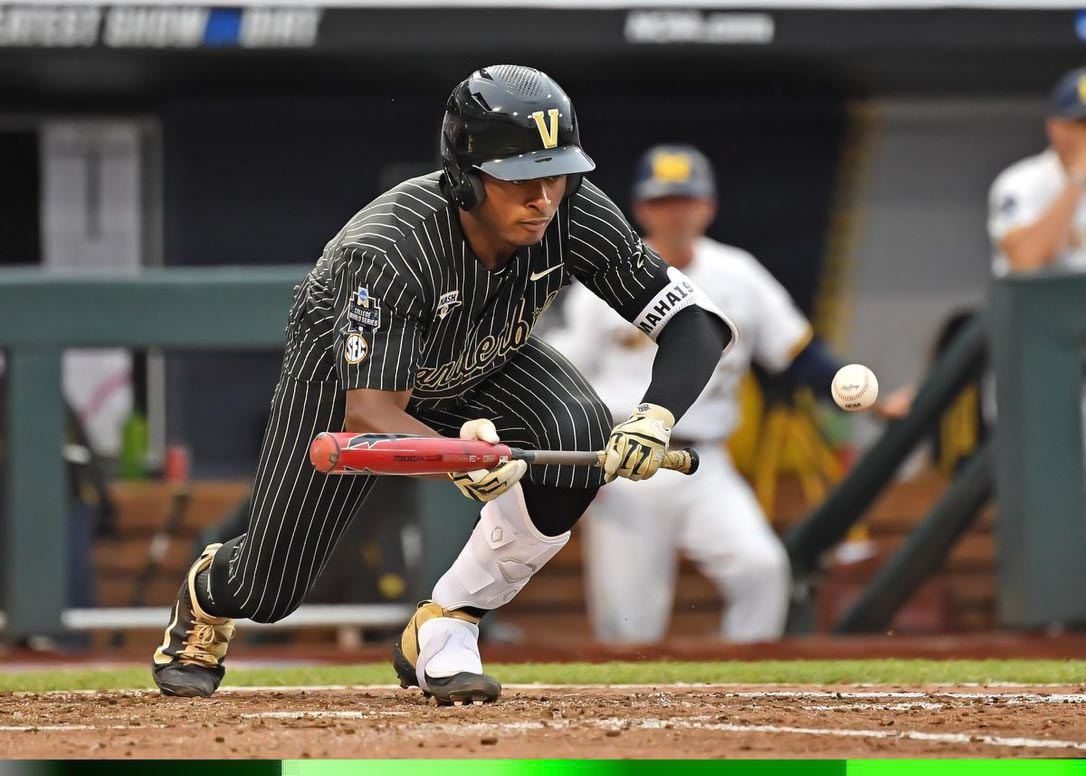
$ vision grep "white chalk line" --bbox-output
[718,690,1086,704]
[238,711,1086,752]
[0,723,169,733]
[251,710,411,719]
[801,702,946,711]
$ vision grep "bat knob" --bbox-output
[684,448,700,475]
[309,432,341,474]
[661,447,699,475]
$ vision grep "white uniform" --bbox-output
[548,237,809,643]
[988,148,1086,276]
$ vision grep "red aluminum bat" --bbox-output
[309,432,699,477]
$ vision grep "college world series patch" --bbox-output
[344,332,369,364]
[347,286,381,331]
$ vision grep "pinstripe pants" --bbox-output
[208,337,611,623]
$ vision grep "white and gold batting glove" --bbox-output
[449,418,528,502]
[603,403,675,483]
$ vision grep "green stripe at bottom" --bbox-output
[284,762,1086,776]
[283,762,842,776]
[849,762,1086,776]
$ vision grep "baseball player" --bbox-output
[989,67,1086,275]
[548,145,852,643]
[150,67,734,704]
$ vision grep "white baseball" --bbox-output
[832,364,879,412]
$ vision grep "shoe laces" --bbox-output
[178,620,234,668]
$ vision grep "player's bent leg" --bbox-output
[151,543,236,697]
[397,338,609,702]
[433,483,571,609]
[201,376,377,625]
[150,375,376,697]
[393,483,576,704]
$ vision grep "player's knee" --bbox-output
[235,582,309,624]
[246,596,305,625]
[246,610,280,625]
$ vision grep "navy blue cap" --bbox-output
[1049,67,1086,120]
[632,144,716,202]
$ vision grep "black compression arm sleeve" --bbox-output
[640,306,730,421]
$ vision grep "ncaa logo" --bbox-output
[344,332,368,364]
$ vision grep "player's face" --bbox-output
[1047,117,1086,168]
[477,174,568,246]
[633,196,716,252]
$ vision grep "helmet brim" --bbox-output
[1050,103,1086,121]
[476,145,595,182]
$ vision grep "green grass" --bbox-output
[2,660,1085,693]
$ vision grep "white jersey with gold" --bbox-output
[988,148,1086,276]
[548,237,810,442]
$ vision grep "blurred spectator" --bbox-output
[989,67,1086,275]
[551,145,907,643]
[550,145,821,643]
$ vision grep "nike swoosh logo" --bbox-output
[529,264,563,282]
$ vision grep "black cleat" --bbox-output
[151,543,235,698]
[426,672,502,706]
[152,662,224,698]
[393,639,429,696]
[393,601,502,705]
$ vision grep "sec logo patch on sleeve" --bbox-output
[344,332,369,364]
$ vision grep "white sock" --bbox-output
[414,617,483,691]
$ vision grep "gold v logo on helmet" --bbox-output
[530,109,560,149]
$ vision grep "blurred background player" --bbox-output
[549,144,889,643]
[989,67,1086,276]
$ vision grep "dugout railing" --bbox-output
[785,310,992,633]
[787,271,1086,632]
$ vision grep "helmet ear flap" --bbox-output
[466,171,486,209]
[442,158,485,210]
[565,173,584,199]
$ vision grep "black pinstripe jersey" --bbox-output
[282,172,672,409]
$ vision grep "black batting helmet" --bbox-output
[440,65,596,210]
